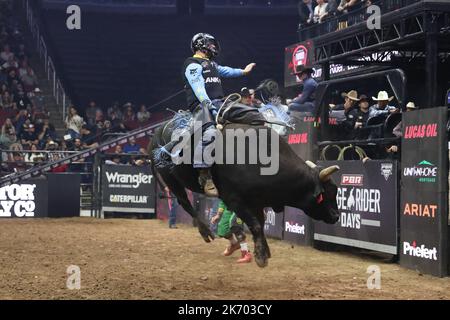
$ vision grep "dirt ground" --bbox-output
[1,218,450,300]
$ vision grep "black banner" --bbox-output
[101,165,156,216]
[315,160,398,254]
[286,116,318,162]
[0,179,48,218]
[284,41,315,88]
[283,207,313,246]
[263,208,284,240]
[400,107,448,277]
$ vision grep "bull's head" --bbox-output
[304,161,340,224]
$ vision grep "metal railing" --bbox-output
[23,0,71,122]
[298,0,423,41]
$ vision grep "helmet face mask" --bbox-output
[191,33,221,59]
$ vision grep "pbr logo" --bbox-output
[403,241,437,261]
[380,163,393,181]
[341,174,363,186]
[0,184,36,218]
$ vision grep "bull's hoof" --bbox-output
[255,255,269,268]
[198,225,215,243]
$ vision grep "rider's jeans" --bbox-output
[193,100,221,169]
[194,123,217,169]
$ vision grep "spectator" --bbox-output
[30,87,45,112]
[1,90,13,109]
[337,0,359,14]
[392,102,416,138]
[20,66,38,92]
[20,122,38,149]
[107,102,122,120]
[105,154,123,166]
[24,144,46,164]
[37,118,57,148]
[288,65,317,113]
[123,137,141,154]
[14,109,31,135]
[9,152,27,173]
[14,85,31,110]
[333,90,359,140]
[0,44,14,62]
[298,0,316,28]
[95,108,104,124]
[313,0,329,23]
[123,103,136,122]
[240,87,256,107]
[80,124,98,149]
[137,104,151,123]
[354,94,371,139]
[2,55,19,72]
[0,118,17,149]
[369,91,398,120]
[85,101,98,127]
[65,106,84,139]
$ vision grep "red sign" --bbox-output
[341,174,364,186]
[404,124,438,139]
[288,133,308,145]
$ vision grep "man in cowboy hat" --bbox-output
[354,94,372,140]
[391,101,417,138]
[333,90,359,140]
[288,65,317,113]
[369,91,398,119]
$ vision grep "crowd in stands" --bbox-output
[298,0,375,30]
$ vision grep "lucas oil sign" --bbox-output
[315,160,398,254]
[101,165,156,215]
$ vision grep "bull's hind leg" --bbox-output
[163,176,215,243]
[232,205,270,268]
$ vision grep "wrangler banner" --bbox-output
[400,106,448,277]
[101,164,156,215]
[314,160,398,254]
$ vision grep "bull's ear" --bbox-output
[305,161,317,169]
[319,165,340,182]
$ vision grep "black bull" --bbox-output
[150,122,340,267]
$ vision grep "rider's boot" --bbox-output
[223,241,241,256]
[199,168,219,197]
[237,251,253,264]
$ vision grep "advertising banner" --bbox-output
[315,160,398,254]
[400,107,448,277]
[284,41,315,88]
[101,165,156,215]
[264,208,284,240]
[0,179,48,218]
[283,207,313,246]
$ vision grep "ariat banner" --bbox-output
[101,165,156,215]
[400,107,448,277]
[315,160,398,254]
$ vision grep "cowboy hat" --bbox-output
[341,90,360,101]
[406,101,416,109]
[294,64,314,75]
[372,91,394,102]
[34,87,42,93]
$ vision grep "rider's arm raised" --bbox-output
[185,62,211,103]
[217,63,256,78]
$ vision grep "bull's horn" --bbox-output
[305,161,317,169]
[319,165,340,182]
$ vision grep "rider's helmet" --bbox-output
[191,33,221,58]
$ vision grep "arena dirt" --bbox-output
[0,218,450,300]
